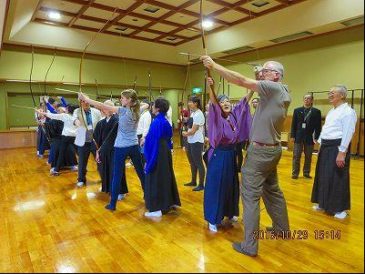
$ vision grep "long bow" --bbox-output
[29,45,36,108]
[199,0,226,116]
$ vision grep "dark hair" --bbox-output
[154,98,170,114]
[67,104,78,115]
[178,102,184,107]
[304,94,314,100]
[48,98,56,105]
[188,96,201,109]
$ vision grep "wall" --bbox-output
[0,46,186,129]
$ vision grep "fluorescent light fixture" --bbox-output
[48,11,61,20]
[202,19,214,30]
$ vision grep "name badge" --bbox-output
[87,124,93,130]
[302,123,306,129]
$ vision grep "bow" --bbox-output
[199,0,225,116]
[181,53,190,113]
[44,49,56,96]
[29,45,36,108]
[79,7,118,128]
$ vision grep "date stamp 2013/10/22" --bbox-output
[252,229,341,240]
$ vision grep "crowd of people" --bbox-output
[33,57,357,257]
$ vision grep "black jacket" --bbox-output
[291,106,322,145]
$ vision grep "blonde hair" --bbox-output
[121,89,140,121]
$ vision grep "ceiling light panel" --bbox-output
[107,26,135,35]
[241,0,281,13]
[37,11,71,24]
[134,3,170,18]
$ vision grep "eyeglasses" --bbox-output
[262,69,279,74]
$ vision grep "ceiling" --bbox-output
[1,0,364,64]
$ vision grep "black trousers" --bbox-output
[77,142,96,183]
[55,136,77,172]
[292,141,314,176]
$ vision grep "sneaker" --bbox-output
[334,211,347,219]
[312,204,323,211]
[184,182,197,187]
[292,175,298,179]
[118,194,126,201]
[76,181,85,187]
[50,170,60,176]
[193,185,204,191]
[230,216,239,222]
[303,174,312,179]
[144,210,162,217]
[208,223,218,232]
[71,165,78,171]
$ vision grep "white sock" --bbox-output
[144,210,162,217]
[208,223,218,232]
[118,194,126,201]
[334,211,347,219]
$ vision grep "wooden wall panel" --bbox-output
[0,130,37,149]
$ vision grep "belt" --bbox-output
[253,141,280,147]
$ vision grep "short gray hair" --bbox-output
[332,84,348,98]
[263,61,284,79]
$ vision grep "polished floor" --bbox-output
[0,146,363,273]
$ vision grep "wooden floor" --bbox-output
[0,145,363,273]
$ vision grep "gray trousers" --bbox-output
[292,142,314,176]
[240,144,290,254]
[186,142,205,186]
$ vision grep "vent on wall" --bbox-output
[341,16,364,27]
[222,46,255,55]
[270,31,313,43]
[251,0,270,8]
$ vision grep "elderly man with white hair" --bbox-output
[311,85,357,219]
[201,56,291,257]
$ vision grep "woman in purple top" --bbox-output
[204,78,253,232]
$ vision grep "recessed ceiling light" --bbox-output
[48,11,61,20]
[202,19,214,30]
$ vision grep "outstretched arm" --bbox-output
[201,56,258,92]
[78,93,119,113]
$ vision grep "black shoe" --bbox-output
[232,242,257,257]
[304,174,312,179]
[292,175,298,179]
[105,204,116,211]
[184,182,197,187]
[193,185,204,191]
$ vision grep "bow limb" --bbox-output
[44,49,56,96]
[78,7,118,128]
[200,0,224,116]
[29,45,36,107]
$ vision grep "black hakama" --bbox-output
[94,115,128,194]
[145,139,181,212]
[311,139,351,214]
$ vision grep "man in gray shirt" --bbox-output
[201,56,290,257]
